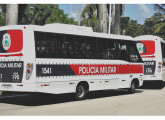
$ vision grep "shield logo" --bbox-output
[2,33,11,50]
[136,43,144,54]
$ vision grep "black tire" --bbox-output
[75,85,87,101]
[128,81,136,94]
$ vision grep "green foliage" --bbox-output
[0,4,6,26]
[0,12,5,26]
[20,4,77,25]
[120,17,146,37]
[81,4,98,32]
[125,20,146,37]
[120,17,130,30]
[143,13,165,39]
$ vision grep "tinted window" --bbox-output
[161,42,165,66]
[107,40,118,59]
[74,35,86,59]
[46,33,57,58]
[117,41,129,61]
[86,37,97,59]
[97,38,107,59]
[35,31,141,62]
[129,43,142,62]
[35,32,46,58]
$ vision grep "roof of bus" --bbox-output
[33,23,134,41]
[0,23,134,41]
[134,35,165,43]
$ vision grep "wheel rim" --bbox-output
[77,86,85,98]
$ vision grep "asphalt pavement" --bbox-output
[0,82,165,115]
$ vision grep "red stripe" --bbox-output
[119,65,129,74]
[0,53,23,57]
[69,64,143,75]
[141,55,155,58]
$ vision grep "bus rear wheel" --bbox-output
[75,85,87,101]
[128,81,136,94]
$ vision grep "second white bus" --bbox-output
[135,35,165,83]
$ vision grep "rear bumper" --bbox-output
[143,74,162,81]
[0,83,36,92]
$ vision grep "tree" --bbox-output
[143,13,165,40]
[6,4,18,25]
[0,4,6,26]
[154,4,165,13]
[20,4,77,25]
[97,4,107,33]
[120,17,130,34]
[81,4,98,32]
[152,4,165,34]
[120,17,146,37]
[0,4,27,25]
[81,4,124,34]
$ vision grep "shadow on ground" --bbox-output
[0,89,142,106]
[140,81,165,89]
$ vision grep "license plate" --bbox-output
[1,84,13,90]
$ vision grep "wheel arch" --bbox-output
[74,81,89,93]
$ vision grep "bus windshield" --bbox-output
[137,40,155,56]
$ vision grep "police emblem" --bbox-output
[2,33,11,50]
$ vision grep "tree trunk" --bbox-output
[97,4,107,33]
[6,4,18,25]
[78,4,81,26]
[111,4,115,34]
[115,4,121,35]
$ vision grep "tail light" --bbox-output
[158,62,162,73]
[26,63,33,80]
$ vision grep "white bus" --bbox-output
[135,35,165,84]
[0,24,143,100]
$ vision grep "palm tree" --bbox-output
[81,4,124,34]
[153,4,165,33]
[81,4,98,32]
[97,4,107,33]
[6,4,18,25]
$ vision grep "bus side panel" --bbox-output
[35,59,143,94]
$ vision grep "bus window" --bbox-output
[86,37,97,59]
[140,41,155,55]
[45,33,57,58]
[129,44,142,62]
[64,34,74,58]
[161,42,165,66]
[35,32,46,58]
[117,41,129,61]
[56,33,65,58]
[0,30,23,54]
[97,38,107,59]
[74,35,86,59]
[107,40,117,59]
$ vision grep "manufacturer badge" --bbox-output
[2,33,11,50]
